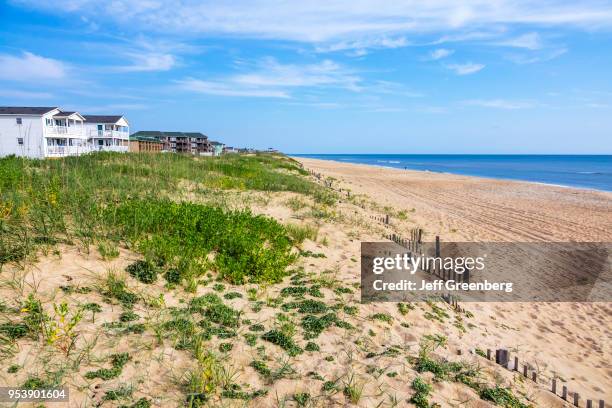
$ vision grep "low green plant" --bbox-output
[126,260,158,284]
[85,352,131,380]
[410,377,432,408]
[370,313,393,324]
[480,386,530,408]
[261,330,302,356]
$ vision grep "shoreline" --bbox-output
[294,156,612,242]
[290,154,612,194]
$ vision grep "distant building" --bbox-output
[129,134,163,153]
[83,115,129,152]
[223,146,238,154]
[130,131,212,155]
[0,106,90,158]
[210,141,225,156]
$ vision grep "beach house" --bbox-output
[0,106,91,158]
[210,141,225,156]
[84,115,129,152]
[130,131,212,155]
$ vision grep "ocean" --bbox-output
[292,154,612,192]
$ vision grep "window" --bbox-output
[17,138,24,145]
[16,118,22,124]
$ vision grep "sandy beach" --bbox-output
[295,157,612,242]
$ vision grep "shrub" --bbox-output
[480,386,529,408]
[261,329,302,356]
[410,377,432,408]
[111,200,296,285]
[126,260,158,284]
[85,352,131,380]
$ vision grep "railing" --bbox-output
[46,145,93,157]
[88,129,129,139]
[46,126,85,136]
[93,145,129,152]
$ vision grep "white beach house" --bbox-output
[0,106,91,158]
[84,115,129,152]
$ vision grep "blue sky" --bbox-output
[1,0,611,153]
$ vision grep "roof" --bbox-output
[0,106,58,115]
[83,115,124,124]
[53,111,85,120]
[130,134,163,143]
[210,141,224,146]
[131,131,208,139]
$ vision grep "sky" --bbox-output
[0,0,611,153]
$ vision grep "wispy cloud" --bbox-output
[445,62,485,75]
[113,52,176,72]
[0,89,54,99]
[506,47,567,64]
[492,32,543,50]
[12,1,612,42]
[175,58,362,98]
[315,36,409,55]
[429,48,454,60]
[0,51,66,81]
[462,99,536,109]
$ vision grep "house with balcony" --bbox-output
[130,131,212,155]
[0,106,91,158]
[83,115,129,152]
[210,141,225,156]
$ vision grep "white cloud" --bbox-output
[0,89,53,99]
[176,58,362,98]
[116,53,176,72]
[445,62,485,75]
[11,1,612,43]
[493,32,543,50]
[175,78,290,98]
[429,48,454,60]
[315,36,409,54]
[463,99,535,109]
[0,51,66,81]
[507,47,567,64]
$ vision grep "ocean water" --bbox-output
[292,154,612,192]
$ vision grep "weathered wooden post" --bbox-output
[599,400,605,408]
[587,400,592,408]
[514,357,519,372]
[495,349,509,367]
[574,393,580,407]
[435,236,440,257]
[523,365,528,377]
[562,386,568,401]
[552,378,557,394]
[532,372,537,382]
[486,349,492,360]
[385,214,389,224]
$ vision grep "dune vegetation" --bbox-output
[0,153,540,407]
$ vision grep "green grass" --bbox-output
[0,153,334,286]
[480,386,530,408]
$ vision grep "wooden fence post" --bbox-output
[531,372,537,382]
[435,236,440,258]
[487,349,492,360]
[552,378,557,394]
[523,365,528,377]
[562,386,568,401]
[385,214,389,224]
[574,393,580,407]
[599,400,605,408]
[587,400,592,408]
[514,357,519,372]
